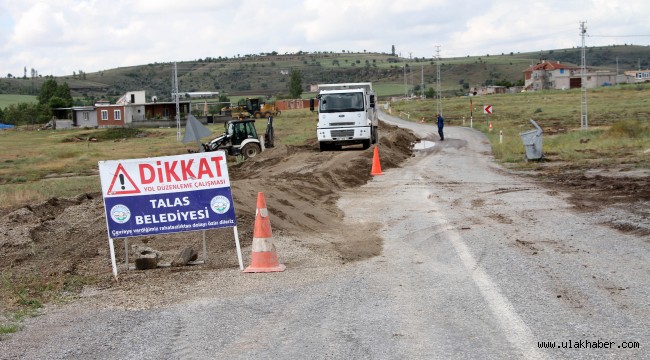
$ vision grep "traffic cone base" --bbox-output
[244,192,285,273]
[371,146,383,176]
[244,251,286,273]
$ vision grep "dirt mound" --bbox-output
[0,123,417,311]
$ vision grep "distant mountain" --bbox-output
[1,45,648,102]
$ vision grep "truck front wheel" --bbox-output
[362,139,371,149]
[241,143,261,158]
[319,142,332,152]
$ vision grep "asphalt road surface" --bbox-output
[2,112,647,360]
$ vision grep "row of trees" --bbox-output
[0,79,73,125]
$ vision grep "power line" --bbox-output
[588,34,650,37]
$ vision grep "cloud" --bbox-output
[0,0,649,76]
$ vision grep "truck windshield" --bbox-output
[319,93,364,113]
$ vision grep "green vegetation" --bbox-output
[390,83,650,169]
[1,267,98,335]
[0,94,37,109]
[0,79,74,126]
[288,69,303,98]
[0,110,314,210]
[1,45,647,104]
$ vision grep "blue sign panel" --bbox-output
[99,151,236,239]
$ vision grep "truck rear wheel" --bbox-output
[241,143,261,158]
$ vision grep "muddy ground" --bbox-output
[1,121,648,315]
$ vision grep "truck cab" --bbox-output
[311,83,378,151]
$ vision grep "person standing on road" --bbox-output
[437,113,445,141]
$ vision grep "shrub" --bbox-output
[606,119,649,138]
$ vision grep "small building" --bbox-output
[524,60,577,91]
[53,91,191,128]
[523,60,620,90]
[622,70,650,83]
[275,99,312,111]
[73,106,98,127]
[474,86,507,96]
[95,102,126,128]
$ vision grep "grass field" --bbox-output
[0,94,37,109]
[1,84,649,210]
[389,83,650,168]
[0,110,314,210]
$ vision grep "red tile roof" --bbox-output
[524,60,574,72]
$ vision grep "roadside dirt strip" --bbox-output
[2,113,647,359]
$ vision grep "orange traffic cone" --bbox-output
[489,121,493,131]
[371,145,383,176]
[244,192,286,273]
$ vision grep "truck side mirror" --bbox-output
[369,95,376,108]
[309,98,315,112]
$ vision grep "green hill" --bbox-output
[1,45,649,104]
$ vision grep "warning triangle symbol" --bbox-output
[106,163,141,195]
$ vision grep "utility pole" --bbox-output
[421,64,424,99]
[173,62,181,141]
[435,45,442,116]
[403,57,407,97]
[580,22,588,129]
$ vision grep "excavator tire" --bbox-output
[241,143,261,158]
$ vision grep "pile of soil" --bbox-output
[0,122,418,312]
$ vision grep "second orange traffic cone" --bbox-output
[244,192,286,273]
[371,145,383,176]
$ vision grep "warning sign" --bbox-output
[484,104,493,114]
[105,163,141,195]
[98,151,236,238]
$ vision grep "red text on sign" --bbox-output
[139,156,224,184]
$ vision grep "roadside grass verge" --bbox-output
[390,83,650,169]
[0,269,98,335]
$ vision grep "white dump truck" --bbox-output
[310,82,378,151]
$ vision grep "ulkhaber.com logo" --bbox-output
[210,195,230,214]
[110,204,131,224]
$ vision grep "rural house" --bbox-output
[524,60,618,91]
[54,90,190,129]
[523,60,576,91]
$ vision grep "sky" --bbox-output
[1,0,650,77]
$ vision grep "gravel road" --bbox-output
[2,112,648,359]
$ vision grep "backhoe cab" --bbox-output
[203,117,274,159]
[226,98,281,119]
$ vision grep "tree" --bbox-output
[54,82,73,107]
[288,69,303,99]
[38,79,59,105]
[3,102,48,125]
[391,45,395,56]
[48,96,68,109]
